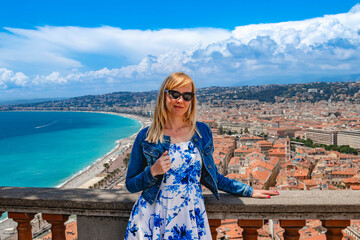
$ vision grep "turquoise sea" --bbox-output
[0,111,141,188]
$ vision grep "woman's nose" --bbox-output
[176,96,185,103]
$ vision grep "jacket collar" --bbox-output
[195,121,203,138]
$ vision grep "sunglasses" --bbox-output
[165,90,194,102]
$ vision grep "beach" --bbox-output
[59,112,151,189]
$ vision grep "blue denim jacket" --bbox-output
[125,121,254,204]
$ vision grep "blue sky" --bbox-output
[1,1,360,100]
[1,0,359,29]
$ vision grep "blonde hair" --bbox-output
[146,72,197,143]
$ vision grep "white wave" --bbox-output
[35,120,57,129]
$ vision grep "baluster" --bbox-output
[8,212,35,240]
[208,219,221,240]
[321,220,350,240]
[42,214,70,240]
[237,219,263,240]
[280,220,306,240]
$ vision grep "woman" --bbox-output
[125,72,278,240]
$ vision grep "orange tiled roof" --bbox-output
[303,179,318,186]
[269,157,280,165]
[339,154,358,159]
[241,136,263,140]
[272,143,285,148]
[229,157,242,166]
[226,173,246,181]
[342,176,360,184]
[268,149,286,155]
[331,168,357,176]
[218,221,242,239]
[250,160,276,171]
[294,169,309,177]
[234,148,260,153]
[255,140,273,146]
[213,156,222,165]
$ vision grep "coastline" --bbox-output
[59,111,151,189]
[0,110,152,189]
[0,111,151,230]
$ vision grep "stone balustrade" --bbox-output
[0,187,359,240]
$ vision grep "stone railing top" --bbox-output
[0,187,359,220]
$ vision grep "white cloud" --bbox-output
[0,68,29,89]
[231,5,360,48]
[33,72,67,85]
[0,26,230,74]
[1,4,360,99]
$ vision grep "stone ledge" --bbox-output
[0,187,360,219]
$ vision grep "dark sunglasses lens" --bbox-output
[170,91,181,99]
[183,93,193,101]
[168,90,193,101]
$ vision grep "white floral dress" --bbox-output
[125,141,211,240]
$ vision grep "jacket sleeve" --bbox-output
[204,123,254,197]
[216,171,254,197]
[125,129,158,193]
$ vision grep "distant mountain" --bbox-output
[1,81,359,112]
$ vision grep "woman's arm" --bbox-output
[201,124,254,197]
[125,130,158,193]
[203,123,278,198]
[216,172,279,198]
[216,171,254,197]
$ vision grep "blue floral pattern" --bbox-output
[125,141,211,239]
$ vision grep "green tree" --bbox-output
[244,127,249,134]
[123,153,131,167]
[103,163,110,173]
[219,125,224,135]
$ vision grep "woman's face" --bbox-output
[165,85,193,118]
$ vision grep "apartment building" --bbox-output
[337,130,360,149]
[267,127,301,138]
[305,129,337,145]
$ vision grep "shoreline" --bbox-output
[59,111,152,189]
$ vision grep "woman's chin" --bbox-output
[168,110,187,117]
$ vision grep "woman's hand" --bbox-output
[251,189,279,199]
[150,150,171,177]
